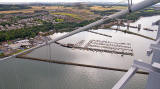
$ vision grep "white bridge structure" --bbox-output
[1,0,160,89]
[113,37,160,89]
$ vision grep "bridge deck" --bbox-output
[146,23,160,89]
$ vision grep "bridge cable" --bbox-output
[13,60,21,89]
[128,0,133,13]
[46,36,52,89]
[0,62,5,89]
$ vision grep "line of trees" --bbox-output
[92,10,119,16]
[0,5,31,11]
[120,8,160,20]
[0,19,97,42]
[54,19,97,32]
[0,22,54,42]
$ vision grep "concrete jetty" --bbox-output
[118,24,138,28]
[16,55,148,75]
[87,30,112,37]
[110,28,156,41]
[143,28,156,31]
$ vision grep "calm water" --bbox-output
[0,15,160,89]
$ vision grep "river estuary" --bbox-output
[0,15,160,89]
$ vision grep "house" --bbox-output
[9,43,21,50]
[20,42,32,48]
[17,39,32,48]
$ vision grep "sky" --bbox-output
[0,0,143,4]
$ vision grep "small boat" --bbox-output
[147,49,153,56]
[143,28,154,31]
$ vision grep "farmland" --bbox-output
[0,3,160,57]
[0,6,63,14]
[0,5,127,14]
[90,6,127,11]
[50,12,81,20]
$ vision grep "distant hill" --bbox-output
[0,5,31,11]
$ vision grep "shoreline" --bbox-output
[1,15,159,58]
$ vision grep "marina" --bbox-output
[55,40,133,56]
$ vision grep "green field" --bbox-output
[51,12,81,20]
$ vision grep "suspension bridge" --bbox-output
[0,0,160,89]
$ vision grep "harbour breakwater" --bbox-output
[87,30,112,38]
[110,28,156,41]
[16,55,148,75]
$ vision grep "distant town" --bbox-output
[0,3,160,57]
